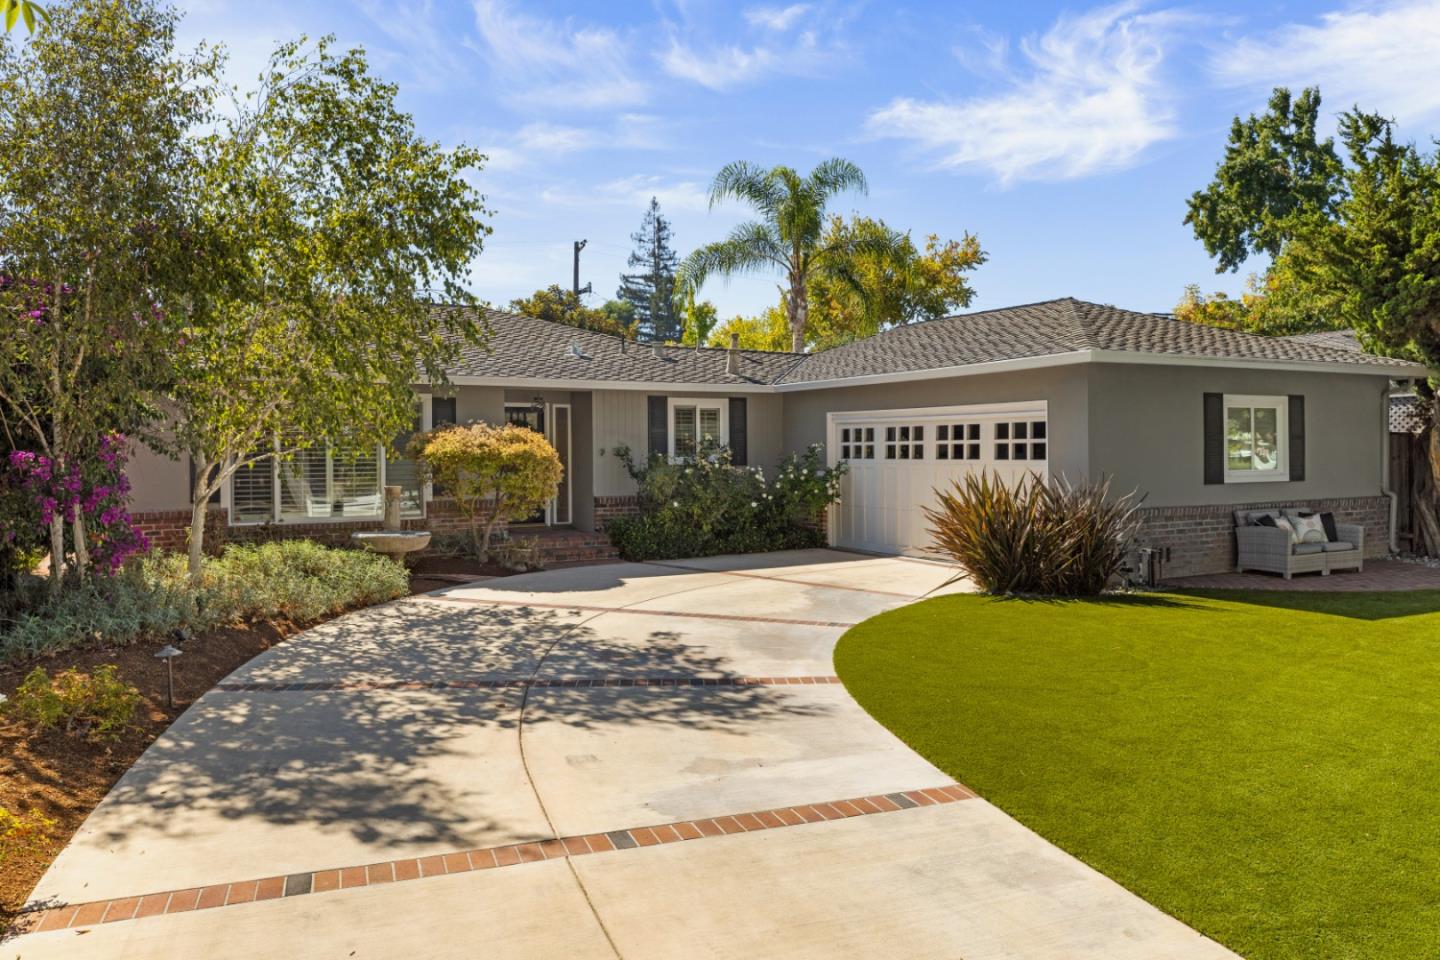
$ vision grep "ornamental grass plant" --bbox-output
[924,472,1144,596]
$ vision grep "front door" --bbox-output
[505,404,547,524]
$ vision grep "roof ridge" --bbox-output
[429,300,807,358]
[1063,298,1106,351]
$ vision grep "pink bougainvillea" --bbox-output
[4,434,149,573]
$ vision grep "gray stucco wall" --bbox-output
[779,365,1092,481]
[1087,363,1391,507]
[127,440,190,513]
[453,384,504,425]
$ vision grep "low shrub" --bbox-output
[925,472,1144,597]
[606,444,845,562]
[0,540,409,662]
[0,806,55,865]
[2,664,140,740]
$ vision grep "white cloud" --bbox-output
[542,175,710,212]
[660,2,846,91]
[1212,0,1440,126]
[470,0,647,109]
[744,4,811,31]
[867,3,1184,183]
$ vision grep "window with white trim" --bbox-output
[669,398,727,459]
[1224,394,1287,481]
[229,404,426,524]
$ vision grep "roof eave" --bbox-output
[774,348,1427,391]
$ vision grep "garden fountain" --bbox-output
[351,485,430,564]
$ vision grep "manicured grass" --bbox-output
[834,589,1440,960]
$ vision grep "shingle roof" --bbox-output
[434,304,806,386]
[775,298,1418,384]
[434,298,1418,390]
[1281,329,1363,352]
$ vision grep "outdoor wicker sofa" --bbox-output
[1234,508,1365,579]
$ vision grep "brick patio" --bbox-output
[1166,558,1440,592]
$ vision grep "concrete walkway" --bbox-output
[11,550,1237,959]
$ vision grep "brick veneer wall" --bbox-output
[1134,495,1391,579]
[130,498,494,553]
[593,495,640,530]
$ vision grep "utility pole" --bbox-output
[572,240,592,297]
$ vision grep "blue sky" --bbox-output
[175,0,1440,320]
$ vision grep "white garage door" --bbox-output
[828,401,1050,556]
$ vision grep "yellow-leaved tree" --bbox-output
[408,423,563,560]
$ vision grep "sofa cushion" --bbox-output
[1322,541,1356,553]
[1236,508,1282,527]
[1290,513,1328,543]
[1294,542,1326,555]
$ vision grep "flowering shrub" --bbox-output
[606,443,845,561]
[3,433,148,575]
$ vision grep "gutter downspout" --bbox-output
[1383,380,1408,554]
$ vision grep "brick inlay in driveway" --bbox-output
[14,784,976,934]
[216,676,843,693]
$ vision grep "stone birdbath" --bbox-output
[352,485,430,564]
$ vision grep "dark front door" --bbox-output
[505,405,547,524]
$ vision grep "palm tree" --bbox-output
[678,158,889,352]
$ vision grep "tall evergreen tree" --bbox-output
[617,197,680,341]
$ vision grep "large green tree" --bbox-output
[174,37,491,579]
[1184,87,1344,273]
[508,285,638,338]
[616,197,680,342]
[807,215,985,349]
[0,0,217,591]
[1188,86,1440,550]
[678,159,896,352]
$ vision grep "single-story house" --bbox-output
[125,297,1428,578]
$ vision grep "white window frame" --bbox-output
[1223,393,1289,483]
[667,396,729,460]
[224,395,434,525]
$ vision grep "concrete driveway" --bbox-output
[11,550,1236,959]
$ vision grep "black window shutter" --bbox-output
[432,396,457,426]
[729,397,748,466]
[1203,393,1224,485]
[1289,394,1305,481]
[647,395,668,458]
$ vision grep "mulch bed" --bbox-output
[0,559,517,933]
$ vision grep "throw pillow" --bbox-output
[1273,516,1298,543]
[1256,515,1278,527]
[1320,511,1339,542]
[1290,513,1327,543]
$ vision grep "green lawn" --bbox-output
[834,589,1440,960]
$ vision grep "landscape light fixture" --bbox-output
[154,644,182,709]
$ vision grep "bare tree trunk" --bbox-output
[47,511,64,598]
[1418,417,1440,556]
[187,494,209,584]
[789,274,808,353]
[72,514,90,583]
[480,496,505,561]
